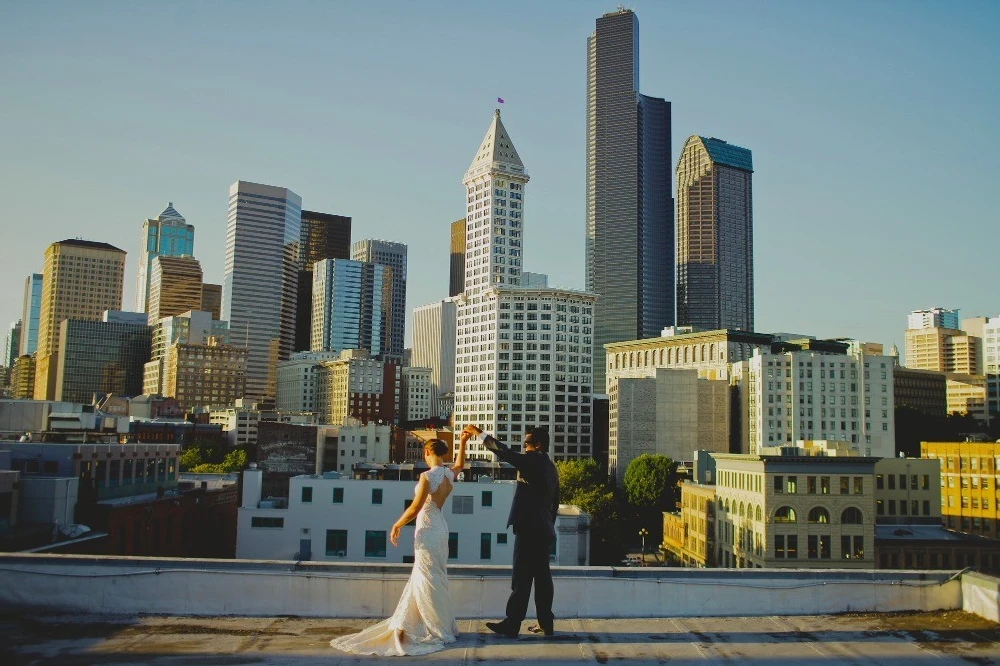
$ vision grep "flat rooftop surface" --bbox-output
[4,610,999,665]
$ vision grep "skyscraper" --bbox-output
[908,308,960,331]
[20,273,42,356]
[449,219,466,297]
[55,318,150,403]
[412,297,458,417]
[586,8,674,392]
[310,258,391,357]
[352,239,407,360]
[148,255,204,321]
[200,283,222,320]
[134,203,195,313]
[294,210,352,352]
[4,320,21,368]
[34,239,126,400]
[675,135,755,331]
[454,110,596,461]
[222,181,302,401]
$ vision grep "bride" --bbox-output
[330,430,469,656]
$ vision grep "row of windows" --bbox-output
[773,475,865,495]
[300,486,494,510]
[773,534,864,560]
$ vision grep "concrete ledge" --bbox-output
[0,553,969,620]
[962,570,1000,622]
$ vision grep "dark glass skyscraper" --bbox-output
[295,210,352,352]
[448,218,466,297]
[586,8,674,392]
[675,136,754,331]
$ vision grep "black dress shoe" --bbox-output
[485,621,519,638]
[527,624,554,636]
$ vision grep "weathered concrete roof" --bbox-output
[4,611,998,665]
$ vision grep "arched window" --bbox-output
[710,344,716,361]
[841,507,864,524]
[658,349,664,365]
[774,506,796,523]
[701,344,707,362]
[808,507,830,524]
[755,506,762,521]
[644,350,650,366]
[668,348,674,364]
[739,502,746,517]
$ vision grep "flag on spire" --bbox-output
[497,97,505,104]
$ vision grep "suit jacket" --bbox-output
[483,435,559,542]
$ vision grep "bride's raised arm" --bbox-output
[451,427,469,476]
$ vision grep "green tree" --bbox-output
[623,454,678,509]
[179,447,203,472]
[555,459,626,565]
[221,448,247,473]
[622,454,679,555]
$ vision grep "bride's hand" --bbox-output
[389,524,401,547]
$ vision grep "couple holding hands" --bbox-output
[331,424,560,656]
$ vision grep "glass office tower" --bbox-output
[222,181,302,401]
[675,136,754,332]
[586,8,674,392]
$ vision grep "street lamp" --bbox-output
[639,528,649,564]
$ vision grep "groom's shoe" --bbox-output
[485,621,519,639]
[527,624,554,637]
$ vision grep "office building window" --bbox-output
[481,533,492,560]
[301,486,313,503]
[365,530,387,558]
[333,487,344,503]
[482,491,493,507]
[326,530,347,557]
[372,488,383,505]
[448,532,458,560]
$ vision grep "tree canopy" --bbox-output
[623,454,678,510]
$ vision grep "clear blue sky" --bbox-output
[2,0,998,359]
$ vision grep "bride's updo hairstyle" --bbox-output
[424,439,449,457]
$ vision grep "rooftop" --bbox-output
[2,555,998,665]
[6,610,999,665]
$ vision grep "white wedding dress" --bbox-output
[330,466,459,656]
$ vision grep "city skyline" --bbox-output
[1,1,999,361]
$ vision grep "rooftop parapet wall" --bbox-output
[0,554,988,621]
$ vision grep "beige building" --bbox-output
[873,457,941,523]
[662,481,716,567]
[612,368,729,486]
[9,355,35,399]
[144,311,231,396]
[944,373,987,419]
[921,441,999,539]
[34,240,126,400]
[605,329,773,484]
[148,255,203,321]
[162,340,248,411]
[712,451,877,569]
[904,327,980,374]
[317,350,396,426]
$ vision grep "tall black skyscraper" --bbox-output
[586,8,674,392]
[448,218,466,297]
[295,210,351,352]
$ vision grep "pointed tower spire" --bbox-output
[464,109,526,182]
[460,110,530,295]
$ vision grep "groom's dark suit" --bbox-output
[482,433,559,634]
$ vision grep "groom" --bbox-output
[463,425,559,638]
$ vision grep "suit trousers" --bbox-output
[505,532,554,629]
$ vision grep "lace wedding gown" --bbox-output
[330,466,459,656]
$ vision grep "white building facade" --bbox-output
[411,298,458,417]
[401,367,432,423]
[453,110,597,461]
[733,349,895,458]
[984,316,1000,419]
[276,351,339,413]
[237,470,588,566]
